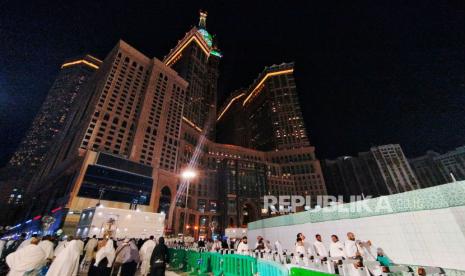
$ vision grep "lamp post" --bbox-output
[181,169,197,243]
[97,187,105,207]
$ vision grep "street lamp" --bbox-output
[181,169,197,242]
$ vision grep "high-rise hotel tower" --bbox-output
[3,13,327,238]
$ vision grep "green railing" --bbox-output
[168,248,464,276]
[167,248,294,276]
[258,259,289,276]
[168,248,187,271]
[210,252,224,276]
[290,267,337,276]
[223,254,257,276]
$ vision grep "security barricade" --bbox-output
[168,248,187,271]
[290,267,338,276]
[223,254,258,276]
[209,252,224,276]
[257,259,289,276]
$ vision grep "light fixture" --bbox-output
[181,169,197,180]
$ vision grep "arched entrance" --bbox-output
[157,186,171,219]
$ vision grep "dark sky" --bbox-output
[1,0,464,166]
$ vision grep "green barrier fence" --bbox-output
[257,259,289,276]
[223,254,258,276]
[168,248,187,271]
[167,249,293,276]
[290,267,338,276]
[209,252,224,276]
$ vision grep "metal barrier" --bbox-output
[168,248,187,271]
[222,254,258,276]
[210,252,224,276]
[257,259,289,276]
[290,267,338,276]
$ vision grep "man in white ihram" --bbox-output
[313,234,328,259]
[236,236,249,255]
[329,235,345,258]
[344,232,361,259]
[81,235,98,271]
[296,233,312,256]
[6,237,45,276]
[38,235,55,261]
[139,236,156,276]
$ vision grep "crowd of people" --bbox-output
[0,233,170,276]
[215,232,394,274]
[161,232,395,275]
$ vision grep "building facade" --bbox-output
[217,63,310,151]
[3,13,327,240]
[18,40,189,233]
[409,151,448,188]
[370,144,420,193]
[432,146,465,183]
[323,144,420,200]
[322,153,389,201]
[163,11,221,137]
[0,55,101,222]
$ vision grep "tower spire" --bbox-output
[199,10,207,29]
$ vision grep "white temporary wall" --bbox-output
[249,206,465,270]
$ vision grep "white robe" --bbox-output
[313,240,328,257]
[83,238,98,261]
[6,244,46,276]
[54,240,68,257]
[295,244,306,256]
[95,240,115,268]
[359,242,375,261]
[274,241,283,254]
[236,241,249,255]
[329,241,345,258]
[344,240,359,258]
[38,240,55,260]
[75,240,84,255]
[46,240,80,276]
[211,241,221,252]
[17,238,32,250]
[139,239,156,276]
[0,240,6,257]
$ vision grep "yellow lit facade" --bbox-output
[182,116,203,132]
[242,69,294,106]
[164,34,211,67]
[216,93,245,121]
[61,59,100,70]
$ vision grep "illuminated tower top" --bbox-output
[199,10,207,29]
[163,12,222,136]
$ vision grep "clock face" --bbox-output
[198,29,213,47]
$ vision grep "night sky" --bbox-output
[1,0,464,167]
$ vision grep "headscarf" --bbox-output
[95,239,115,268]
[151,237,168,264]
[46,240,80,276]
[6,244,46,276]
